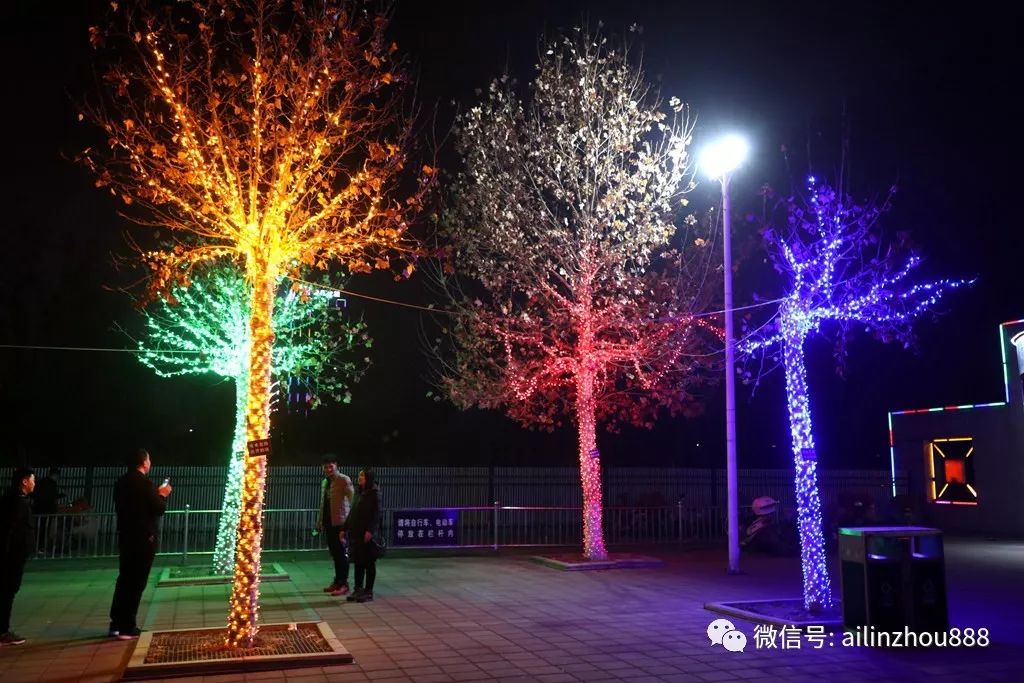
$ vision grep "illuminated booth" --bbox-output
[888,319,1024,536]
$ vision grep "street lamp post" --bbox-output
[700,134,748,575]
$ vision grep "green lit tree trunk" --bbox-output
[212,372,249,575]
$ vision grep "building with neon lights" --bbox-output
[888,319,1024,536]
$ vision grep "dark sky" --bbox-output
[1,1,1020,469]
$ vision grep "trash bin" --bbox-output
[838,526,948,631]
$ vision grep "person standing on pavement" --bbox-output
[344,468,381,603]
[108,449,171,640]
[0,468,36,646]
[317,457,353,597]
[31,467,64,516]
[32,466,65,556]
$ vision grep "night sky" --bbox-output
[1,1,1019,469]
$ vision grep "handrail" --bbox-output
[29,504,746,560]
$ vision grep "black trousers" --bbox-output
[0,554,28,633]
[109,536,156,631]
[350,539,377,592]
[325,525,349,585]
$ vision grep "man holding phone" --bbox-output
[108,449,171,640]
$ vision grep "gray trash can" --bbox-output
[838,526,948,631]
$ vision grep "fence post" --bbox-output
[677,500,683,542]
[181,504,190,566]
[493,501,499,551]
[84,466,94,510]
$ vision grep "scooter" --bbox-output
[741,496,778,548]
[741,496,798,556]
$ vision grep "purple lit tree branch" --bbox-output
[742,178,971,611]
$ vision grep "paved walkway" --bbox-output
[0,540,1021,682]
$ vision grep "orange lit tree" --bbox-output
[81,0,433,646]
[437,27,719,560]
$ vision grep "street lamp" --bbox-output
[700,134,748,575]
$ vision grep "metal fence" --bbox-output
[3,465,905,515]
[29,503,738,561]
[10,464,906,562]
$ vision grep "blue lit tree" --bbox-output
[134,266,370,574]
[743,178,970,610]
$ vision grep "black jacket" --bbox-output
[32,477,62,515]
[0,489,36,559]
[345,485,380,538]
[113,469,167,541]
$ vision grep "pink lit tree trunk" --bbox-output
[574,308,607,560]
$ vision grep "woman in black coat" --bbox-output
[343,469,380,602]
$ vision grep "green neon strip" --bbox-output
[1000,324,1010,404]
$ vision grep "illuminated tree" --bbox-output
[742,178,970,610]
[81,0,433,645]
[438,27,718,560]
[134,266,370,575]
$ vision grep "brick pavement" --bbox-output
[0,539,1020,682]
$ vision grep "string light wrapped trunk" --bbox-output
[780,327,832,609]
[226,274,275,646]
[575,314,606,560]
[212,372,249,574]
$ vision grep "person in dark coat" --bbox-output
[32,467,65,555]
[31,467,64,516]
[0,467,36,646]
[108,449,171,640]
[343,469,380,603]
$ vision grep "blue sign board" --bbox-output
[392,509,459,546]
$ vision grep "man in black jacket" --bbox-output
[0,467,36,646]
[108,449,171,640]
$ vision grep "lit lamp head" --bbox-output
[699,134,749,180]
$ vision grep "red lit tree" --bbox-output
[80,0,432,646]
[438,27,719,560]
